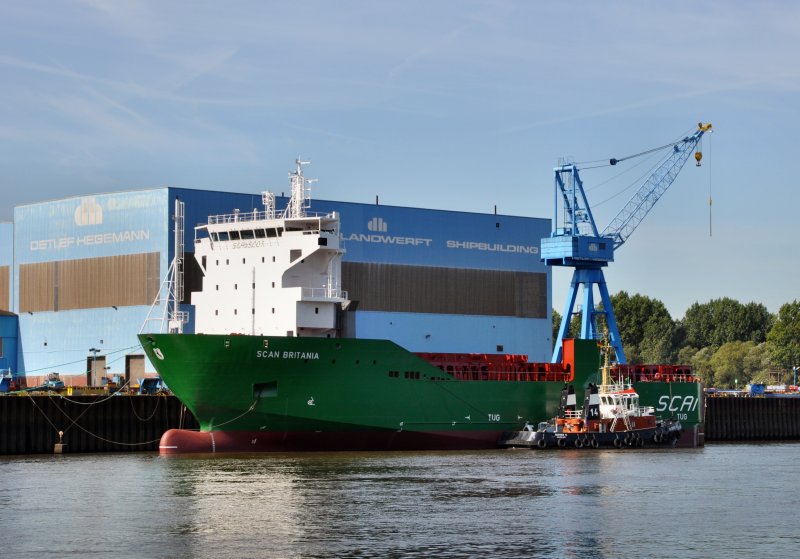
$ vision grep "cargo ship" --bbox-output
[139,160,703,454]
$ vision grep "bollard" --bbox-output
[54,430,66,454]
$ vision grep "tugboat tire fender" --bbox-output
[574,438,583,449]
[590,437,599,449]
[613,437,622,449]
[557,438,566,448]
[537,438,547,449]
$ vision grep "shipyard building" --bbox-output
[0,186,552,386]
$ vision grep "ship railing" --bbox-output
[598,383,634,393]
[611,364,696,383]
[301,287,348,300]
[434,368,572,382]
[208,209,333,225]
[563,409,583,419]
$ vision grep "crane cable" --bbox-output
[574,126,696,169]
[707,133,713,236]
[572,126,703,210]
[592,149,673,209]
[608,138,684,166]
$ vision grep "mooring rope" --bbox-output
[21,389,169,447]
[208,399,259,429]
[128,392,162,422]
[59,419,164,447]
[24,391,62,434]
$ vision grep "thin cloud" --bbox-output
[0,54,257,107]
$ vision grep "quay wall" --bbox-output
[3,394,800,454]
[705,396,800,441]
[0,395,197,454]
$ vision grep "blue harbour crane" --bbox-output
[543,122,712,364]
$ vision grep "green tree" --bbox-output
[743,342,771,381]
[604,291,678,364]
[677,346,699,365]
[551,308,561,350]
[742,302,774,343]
[710,341,755,389]
[767,300,800,370]
[682,298,773,348]
[690,346,716,387]
[551,308,581,350]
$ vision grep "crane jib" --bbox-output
[546,122,712,364]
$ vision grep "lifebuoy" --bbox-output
[537,438,547,449]
[574,438,583,448]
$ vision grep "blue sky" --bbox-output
[0,1,795,318]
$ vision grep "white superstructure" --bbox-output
[192,160,348,337]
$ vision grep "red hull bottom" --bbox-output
[677,425,704,448]
[159,424,704,454]
[158,428,506,454]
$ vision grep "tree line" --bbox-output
[552,294,800,389]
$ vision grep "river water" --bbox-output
[2,443,798,558]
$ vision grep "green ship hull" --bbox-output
[139,334,703,453]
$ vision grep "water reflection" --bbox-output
[3,445,800,558]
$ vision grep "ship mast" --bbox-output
[601,330,613,387]
[283,158,317,219]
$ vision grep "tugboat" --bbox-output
[503,337,683,450]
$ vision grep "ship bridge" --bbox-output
[191,160,347,337]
